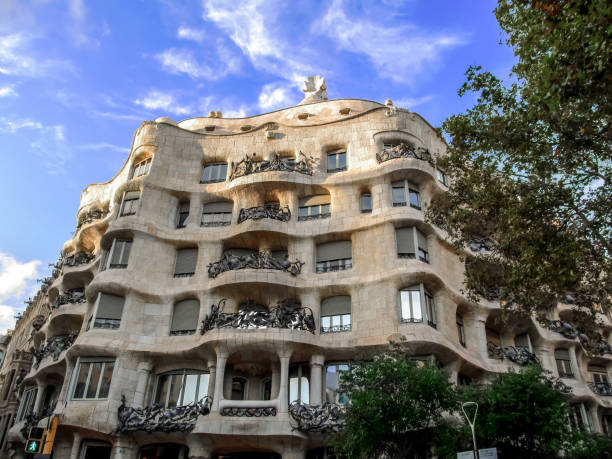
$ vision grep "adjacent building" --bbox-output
[1,79,611,458]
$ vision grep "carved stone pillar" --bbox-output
[469,312,489,360]
[207,359,216,399]
[133,360,153,408]
[212,350,228,412]
[111,436,136,459]
[68,432,81,459]
[187,435,213,459]
[309,354,324,405]
[32,381,46,415]
[278,348,292,413]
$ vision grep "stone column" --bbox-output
[133,360,152,408]
[69,432,81,459]
[212,350,228,412]
[469,312,489,360]
[187,435,213,459]
[309,354,324,405]
[278,348,292,413]
[207,359,216,399]
[32,381,46,415]
[111,436,136,459]
[271,362,280,400]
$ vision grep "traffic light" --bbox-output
[25,427,45,454]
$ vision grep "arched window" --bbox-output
[320,296,351,333]
[399,285,436,328]
[200,162,227,184]
[130,157,152,179]
[154,370,209,408]
[298,195,331,221]
[170,299,199,335]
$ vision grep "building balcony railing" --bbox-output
[32,332,78,369]
[589,381,612,396]
[487,344,538,366]
[238,205,291,223]
[321,324,351,334]
[76,208,109,231]
[93,318,121,330]
[207,250,304,278]
[316,259,352,273]
[115,395,212,433]
[298,212,331,222]
[61,251,95,268]
[229,152,317,180]
[52,289,86,309]
[288,401,346,433]
[543,319,612,355]
[375,143,433,166]
[201,299,316,334]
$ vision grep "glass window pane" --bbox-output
[220,164,227,180]
[411,291,422,320]
[167,374,183,408]
[322,316,331,329]
[409,190,421,208]
[73,362,90,399]
[198,374,209,401]
[202,166,211,182]
[299,207,308,218]
[361,194,372,211]
[98,362,114,398]
[332,315,341,327]
[182,374,198,405]
[392,186,405,204]
[155,374,169,405]
[342,314,351,326]
[301,376,310,404]
[338,153,346,169]
[321,204,330,215]
[289,376,299,403]
[328,154,336,170]
[85,362,102,398]
[325,366,338,403]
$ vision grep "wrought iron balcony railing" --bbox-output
[542,319,612,355]
[288,401,346,433]
[487,344,538,366]
[52,289,86,309]
[238,205,291,223]
[375,143,433,166]
[201,299,316,334]
[589,381,612,396]
[115,395,212,433]
[76,208,109,231]
[32,332,78,368]
[229,152,317,180]
[207,250,304,278]
[321,324,351,334]
[62,251,95,268]
[220,407,277,417]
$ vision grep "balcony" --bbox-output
[52,289,85,309]
[487,344,538,366]
[207,250,304,278]
[288,401,345,433]
[76,208,109,231]
[237,205,291,223]
[32,332,78,369]
[589,381,612,396]
[229,152,317,180]
[375,142,433,166]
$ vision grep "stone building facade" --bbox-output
[1,84,611,458]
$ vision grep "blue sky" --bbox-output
[0,0,515,333]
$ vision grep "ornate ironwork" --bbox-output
[201,299,315,334]
[588,381,612,396]
[52,289,85,309]
[62,251,95,267]
[220,407,276,417]
[115,395,212,433]
[297,212,331,222]
[32,332,78,368]
[229,151,317,180]
[543,319,581,340]
[76,208,109,231]
[207,249,304,278]
[321,324,351,334]
[543,319,612,355]
[488,344,538,366]
[37,277,53,293]
[237,205,291,223]
[376,143,433,165]
[288,402,346,433]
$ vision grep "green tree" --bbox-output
[565,429,612,459]
[331,346,456,459]
[427,0,612,335]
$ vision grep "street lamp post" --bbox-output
[462,401,479,459]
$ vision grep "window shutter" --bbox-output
[203,201,233,213]
[316,241,352,262]
[416,229,428,250]
[97,293,125,320]
[124,191,140,200]
[555,348,570,360]
[171,300,199,332]
[175,248,198,275]
[120,240,132,265]
[299,195,330,207]
[110,240,132,266]
[515,333,530,349]
[396,228,415,254]
[321,296,351,315]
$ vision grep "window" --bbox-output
[101,238,132,270]
[569,403,591,432]
[262,378,272,401]
[298,195,331,221]
[139,445,188,459]
[201,201,232,227]
[325,363,349,404]
[120,191,140,217]
[395,227,429,262]
[316,241,352,273]
[458,374,472,386]
[399,285,436,328]
[231,377,247,401]
[71,359,115,399]
[289,364,310,404]
[327,149,347,173]
[154,370,209,408]
[436,168,449,187]
[603,414,612,436]
[92,292,125,329]
[486,328,502,357]
[555,348,574,378]
[176,201,190,228]
[457,314,466,347]
[589,365,609,384]
[391,180,421,209]
[79,440,112,459]
[200,163,227,184]
[514,333,532,351]
[170,299,199,335]
[16,387,37,421]
[130,157,152,179]
[174,248,198,278]
[360,193,372,213]
[321,296,351,333]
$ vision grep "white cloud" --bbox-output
[223,107,248,118]
[0,305,17,335]
[80,142,127,153]
[0,33,73,77]
[0,86,17,98]
[177,26,205,43]
[0,253,41,304]
[93,111,144,121]
[134,90,192,116]
[315,0,466,84]
[393,95,433,109]
[258,82,296,110]
[155,43,240,80]
[0,117,64,141]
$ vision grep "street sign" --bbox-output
[25,427,45,454]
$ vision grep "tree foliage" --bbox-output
[427,0,612,334]
[331,346,456,459]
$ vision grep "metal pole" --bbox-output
[461,401,479,459]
